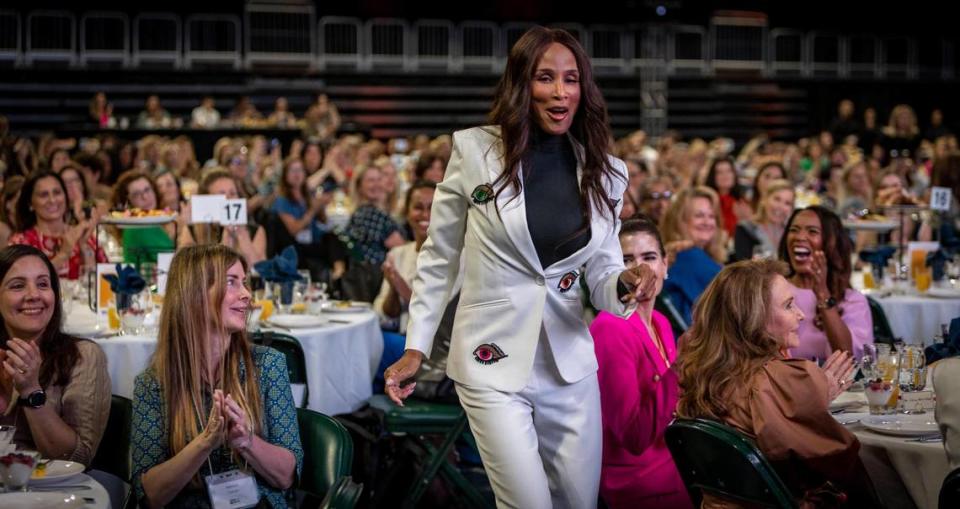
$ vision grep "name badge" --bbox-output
[205,469,260,509]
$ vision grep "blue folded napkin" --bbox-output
[927,249,949,281]
[859,246,897,268]
[103,264,146,295]
[253,246,303,283]
[925,316,960,364]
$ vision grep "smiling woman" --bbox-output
[131,244,302,509]
[0,244,111,464]
[777,206,874,359]
[9,171,106,279]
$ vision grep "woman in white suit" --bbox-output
[384,27,652,508]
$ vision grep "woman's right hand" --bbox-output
[384,350,424,406]
[197,392,226,450]
[821,350,856,401]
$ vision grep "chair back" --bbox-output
[665,418,797,508]
[297,408,355,499]
[90,395,133,481]
[250,330,309,407]
[264,209,297,258]
[320,476,364,509]
[940,466,960,509]
[654,293,687,340]
[866,295,895,345]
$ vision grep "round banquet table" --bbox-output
[65,308,384,416]
[833,391,949,509]
[0,473,112,509]
[869,292,960,345]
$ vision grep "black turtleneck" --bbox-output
[523,128,590,269]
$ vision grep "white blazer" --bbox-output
[406,126,633,392]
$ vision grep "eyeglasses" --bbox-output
[129,187,154,201]
[642,191,673,201]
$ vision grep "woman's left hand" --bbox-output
[618,264,658,304]
[821,350,856,401]
[218,391,254,452]
[2,338,43,394]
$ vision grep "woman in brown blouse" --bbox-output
[676,259,880,508]
[0,244,110,464]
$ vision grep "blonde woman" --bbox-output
[733,179,795,261]
[659,186,726,323]
[676,259,878,507]
[882,104,922,159]
[132,245,302,508]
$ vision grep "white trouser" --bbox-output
[455,330,602,509]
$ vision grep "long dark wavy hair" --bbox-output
[15,170,69,232]
[488,26,621,223]
[0,244,82,388]
[777,205,853,303]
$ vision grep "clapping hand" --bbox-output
[821,350,856,401]
[217,391,254,452]
[2,338,42,394]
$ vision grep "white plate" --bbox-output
[832,411,871,426]
[841,220,899,232]
[100,214,176,227]
[322,301,371,313]
[267,314,328,329]
[0,492,84,508]
[30,460,86,484]
[925,287,960,299]
[860,414,940,436]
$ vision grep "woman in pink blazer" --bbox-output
[591,216,693,509]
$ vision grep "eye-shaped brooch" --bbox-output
[472,343,508,365]
[558,271,579,293]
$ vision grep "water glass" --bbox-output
[899,344,927,392]
[270,282,295,314]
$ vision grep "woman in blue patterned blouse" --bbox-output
[131,244,303,508]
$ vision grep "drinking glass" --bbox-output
[865,344,900,415]
[271,282,295,314]
[0,425,14,455]
[0,450,38,492]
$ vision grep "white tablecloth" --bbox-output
[66,309,384,416]
[834,391,949,509]
[871,293,960,344]
[0,473,113,509]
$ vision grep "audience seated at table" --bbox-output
[344,165,406,267]
[270,157,346,282]
[658,186,725,324]
[9,171,105,279]
[590,216,692,509]
[778,206,874,360]
[137,95,173,129]
[303,93,340,146]
[0,244,111,464]
[676,258,879,508]
[0,175,24,247]
[111,169,193,265]
[702,156,749,238]
[268,97,297,128]
[733,179,795,262]
[190,96,221,129]
[132,244,303,508]
[195,168,267,267]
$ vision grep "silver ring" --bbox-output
[18,369,25,375]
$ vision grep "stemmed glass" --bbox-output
[899,345,928,414]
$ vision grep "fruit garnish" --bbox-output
[0,453,36,467]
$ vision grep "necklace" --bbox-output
[645,319,670,366]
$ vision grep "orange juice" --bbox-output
[916,267,932,293]
[257,300,274,321]
[99,276,115,309]
[863,271,876,289]
[107,307,120,330]
[291,302,307,314]
[911,249,927,279]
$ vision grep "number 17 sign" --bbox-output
[191,195,247,225]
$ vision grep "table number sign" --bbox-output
[931,186,952,211]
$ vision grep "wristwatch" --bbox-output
[817,296,838,310]
[18,389,46,409]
